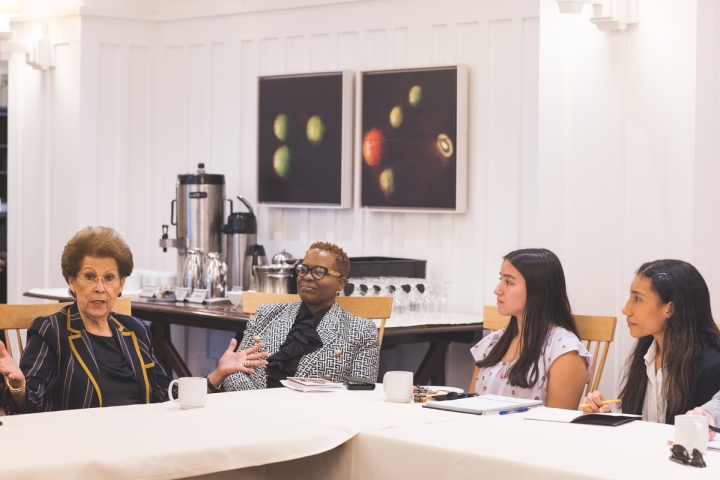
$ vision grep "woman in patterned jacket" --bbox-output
[221,242,380,391]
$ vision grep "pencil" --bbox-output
[579,399,621,408]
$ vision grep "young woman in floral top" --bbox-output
[470,248,592,409]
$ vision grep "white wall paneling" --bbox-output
[11,0,720,397]
[10,0,537,388]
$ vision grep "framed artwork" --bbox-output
[357,65,468,212]
[257,71,353,208]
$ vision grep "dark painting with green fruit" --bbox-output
[257,72,345,205]
[361,66,458,210]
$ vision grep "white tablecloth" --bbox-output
[195,408,720,480]
[0,387,464,480]
[6,387,715,480]
[346,411,720,480]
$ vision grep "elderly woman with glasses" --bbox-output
[0,227,267,414]
[221,241,380,391]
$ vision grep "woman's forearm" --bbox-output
[701,390,720,425]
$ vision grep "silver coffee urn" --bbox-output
[159,163,228,285]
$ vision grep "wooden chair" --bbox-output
[242,291,393,345]
[469,305,617,396]
[0,297,132,358]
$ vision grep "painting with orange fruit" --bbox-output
[360,66,466,211]
[257,71,353,207]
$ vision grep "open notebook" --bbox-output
[423,394,543,415]
[524,408,641,426]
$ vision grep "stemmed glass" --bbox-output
[421,282,436,314]
[407,281,423,317]
[348,278,363,297]
[436,281,450,315]
[362,277,379,297]
[390,277,408,317]
[377,277,394,297]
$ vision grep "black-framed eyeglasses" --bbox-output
[669,444,706,468]
[295,264,342,280]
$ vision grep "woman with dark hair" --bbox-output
[583,260,720,424]
[470,248,592,409]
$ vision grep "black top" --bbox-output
[688,347,720,413]
[264,303,329,388]
[87,332,144,407]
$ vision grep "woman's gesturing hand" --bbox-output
[220,339,269,376]
[687,407,717,441]
[582,390,610,414]
[0,340,24,388]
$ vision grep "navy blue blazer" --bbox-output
[2,303,171,414]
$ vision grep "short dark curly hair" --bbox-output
[306,241,350,277]
[61,226,134,282]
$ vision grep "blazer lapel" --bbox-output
[316,302,342,347]
[66,304,103,407]
[296,302,342,377]
[109,316,152,404]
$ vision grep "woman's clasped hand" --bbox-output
[581,391,612,414]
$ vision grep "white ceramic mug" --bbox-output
[168,377,207,409]
[675,414,709,452]
[383,371,413,403]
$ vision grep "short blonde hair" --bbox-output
[306,241,350,277]
[61,227,134,281]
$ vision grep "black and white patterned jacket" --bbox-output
[223,301,380,391]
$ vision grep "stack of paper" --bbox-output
[423,394,543,415]
[708,437,720,451]
[283,377,345,392]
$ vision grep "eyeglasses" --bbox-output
[76,273,121,287]
[669,444,706,468]
[295,264,342,280]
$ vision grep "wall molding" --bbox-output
[556,0,638,31]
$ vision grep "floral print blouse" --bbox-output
[470,327,593,403]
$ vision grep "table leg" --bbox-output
[413,341,450,385]
[151,322,193,378]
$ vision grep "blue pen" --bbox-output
[499,407,529,415]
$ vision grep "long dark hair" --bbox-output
[476,248,579,388]
[619,260,720,424]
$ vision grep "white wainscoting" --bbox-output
[8,0,540,386]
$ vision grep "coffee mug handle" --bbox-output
[168,379,179,401]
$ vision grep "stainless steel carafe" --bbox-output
[159,163,229,285]
[244,245,268,291]
[223,196,258,291]
[182,249,205,292]
[204,252,227,298]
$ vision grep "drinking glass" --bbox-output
[363,277,379,297]
[408,282,423,316]
[377,277,393,297]
[348,278,363,297]
[421,282,436,313]
[436,281,450,314]
[391,278,408,316]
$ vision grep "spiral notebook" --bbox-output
[423,394,543,415]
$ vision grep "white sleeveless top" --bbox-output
[470,327,593,403]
